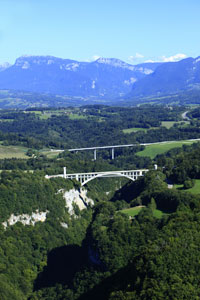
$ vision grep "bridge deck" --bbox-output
[68,139,200,152]
[68,144,139,151]
[64,169,148,176]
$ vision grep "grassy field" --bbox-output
[153,209,165,218]
[120,206,144,217]
[30,110,68,120]
[0,145,29,159]
[161,121,190,129]
[0,144,63,159]
[0,119,14,122]
[68,113,88,120]
[174,179,200,195]
[161,121,176,129]
[28,110,83,120]
[28,110,89,120]
[28,111,53,120]
[136,140,198,159]
[120,206,166,219]
[39,149,63,158]
[123,127,147,134]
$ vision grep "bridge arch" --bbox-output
[81,172,137,186]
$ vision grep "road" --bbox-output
[181,111,190,120]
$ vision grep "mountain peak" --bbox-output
[15,55,56,68]
[96,57,124,64]
[15,55,60,65]
[95,57,136,71]
[14,55,80,71]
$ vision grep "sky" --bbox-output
[0,0,200,65]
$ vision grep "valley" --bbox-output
[1,104,200,299]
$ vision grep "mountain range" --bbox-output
[0,55,200,106]
[0,56,160,99]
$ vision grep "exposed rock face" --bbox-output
[2,210,49,229]
[60,222,68,229]
[2,188,94,229]
[63,188,94,215]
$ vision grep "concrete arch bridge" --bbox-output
[45,166,157,186]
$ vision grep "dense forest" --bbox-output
[1,105,200,299]
[0,105,199,149]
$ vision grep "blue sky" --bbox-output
[0,0,200,65]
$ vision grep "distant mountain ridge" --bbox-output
[1,55,200,104]
[0,55,161,99]
[129,56,200,98]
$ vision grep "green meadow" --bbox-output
[136,140,198,159]
[39,149,63,158]
[120,206,144,217]
[0,144,63,159]
[122,127,147,134]
[174,179,200,195]
[120,206,166,219]
[161,121,190,129]
[68,113,88,120]
[161,121,177,129]
[0,145,28,159]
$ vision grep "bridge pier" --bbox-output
[63,167,67,179]
[111,148,114,160]
[94,149,97,160]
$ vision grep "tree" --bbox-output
[183,179,195,189]
[148,197,157,210]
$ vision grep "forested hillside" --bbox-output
[30,142,200,299]
[1,105,200,299]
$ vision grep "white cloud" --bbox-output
[161,53,187,62]
[144,53,187,63]
[144,59,157,63]
[128,53,144,63]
